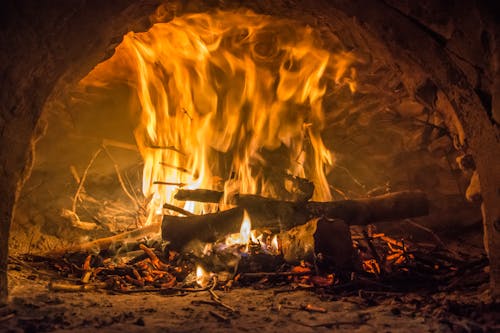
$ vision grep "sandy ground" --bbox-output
[0,268,479,333]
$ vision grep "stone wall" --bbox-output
[0,0,160,304]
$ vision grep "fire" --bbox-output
[81,10,356,224]
[271,235,279,253]
[226,210,252,246]
[196,265,209,287]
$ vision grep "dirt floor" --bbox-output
[1,267,498,333]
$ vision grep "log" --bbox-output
[280,218,354,269]
[44,223,161,257]
[174,189,223,203]
[173,174,314,203]
[162,191,429,249]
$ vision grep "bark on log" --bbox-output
[44,223,161,257]
[174,174,314,203]
[162,191,428,250]
[280,218,354,269]
[174,189,223,203]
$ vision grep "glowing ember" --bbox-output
[82,10,356,224]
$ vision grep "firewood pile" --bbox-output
[14,202,488,298]
[12,151,489,308]
[11,184,488,299]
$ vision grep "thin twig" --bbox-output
[0,313,15,323]
[209,310,230,322]
[72,147,103,213]
[208,277,236,312]
[290,318,366,328]
[102,139,138,151]
[146,145,186,155]
[163,204,195,217]
[362,230,384,276]
[102,145,138,208]
[159,162,191,174]
[153,181,186,187]
[113,286,210,294]
[405,219,446,248]
[239,271,312,279]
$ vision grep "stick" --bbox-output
[153,181,186,187]
[163,203,195,217]
[48,281,106,292]
[209,310,230,322]
[159,162,191,174]
[71,147,103,213]
[44,223,160,256]
[362,230,384,276]
[239,271,312,278]
[0,313,15,323]
[102,139,138,151]
[102,146,138,207]
[174,189,223,203]
[146,145,185,155]
[162,191,429,249]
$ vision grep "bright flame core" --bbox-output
[196,265,208,287]
[82,10,356,224]
[226,210,252,246]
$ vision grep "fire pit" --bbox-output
[1,1,499,332]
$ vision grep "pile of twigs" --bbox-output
[13,227,488,297]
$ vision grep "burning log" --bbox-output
[280,218,354,269]
[174,189,223,203]
[173,174,315,203]
[162,191,429,249]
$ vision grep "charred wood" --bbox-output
[280,218,353,269]
[174,189,223,203]
[162,191,429,249]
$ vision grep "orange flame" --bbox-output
[271,235,279,253]
[196,265,209,287]
[226,210,252,246]
[81,10,356,224]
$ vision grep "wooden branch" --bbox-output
[44,223,161,256]
[153,181,186,187]
[162,191,429,249]
[163,203,195,217]
[174,189,223,203]
[173,174,314,203]
[159,162,191,174]
[71,147,103,213]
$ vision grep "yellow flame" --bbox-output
[226,210,252,246]
[196,265,208,287]
[271,235,279,253]
[81,10,356,224]
[239,210,252,245]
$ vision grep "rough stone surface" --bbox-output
[0,0,160,304]
[0,268,494,333]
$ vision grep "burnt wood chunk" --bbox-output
[280,218,354,269]
[174,189,224,203]
[162,191,429,250]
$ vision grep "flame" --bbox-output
[226,210,252,246]
[196,265,208,287]
[271,235,279,253]
[81,10,356,224]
